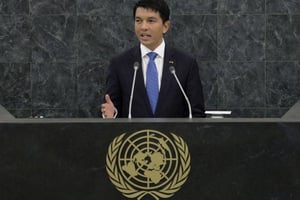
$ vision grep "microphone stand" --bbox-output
[128,62,139,119]
[169,66,192,119]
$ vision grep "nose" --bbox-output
[140,21,149,30]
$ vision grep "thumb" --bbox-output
[105,94,113,104]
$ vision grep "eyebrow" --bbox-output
[135,16,158,20]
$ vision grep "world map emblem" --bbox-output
[106,129,191,199]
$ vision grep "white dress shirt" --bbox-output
[140,40,165,90]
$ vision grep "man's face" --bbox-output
[134,7,170,50]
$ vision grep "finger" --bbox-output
[105,94,113,104]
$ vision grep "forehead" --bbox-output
[135,7,161,18]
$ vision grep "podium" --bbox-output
[0,117,300,200]
[282,100,300,118]
[0,104,15,119]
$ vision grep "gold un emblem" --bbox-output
[106,129,191,200]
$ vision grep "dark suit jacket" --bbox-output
[105,45,206,118]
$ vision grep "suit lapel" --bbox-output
[156,46,175,114]
[132,46,154,115]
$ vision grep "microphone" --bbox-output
[128,62,139,119]
[169,66,192,119]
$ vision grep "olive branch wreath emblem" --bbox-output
[106,131,191,200]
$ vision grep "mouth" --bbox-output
[140,33,151,39]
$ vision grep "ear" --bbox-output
[163,20,170,34]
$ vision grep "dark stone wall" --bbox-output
[0,0,299,118]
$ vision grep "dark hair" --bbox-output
[133,0,170,23]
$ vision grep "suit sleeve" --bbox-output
[186,59,206,117]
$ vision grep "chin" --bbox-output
[141,42,153,49]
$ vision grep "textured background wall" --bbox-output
[0,0,299,118]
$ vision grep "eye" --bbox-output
[148,18,157,23]
[135,18,142,24]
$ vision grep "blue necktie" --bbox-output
[146,52,159,114]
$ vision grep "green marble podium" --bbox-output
[0,118,299,200]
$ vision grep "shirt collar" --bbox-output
[140,40,165,58]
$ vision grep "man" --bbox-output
[101,0,205,118]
